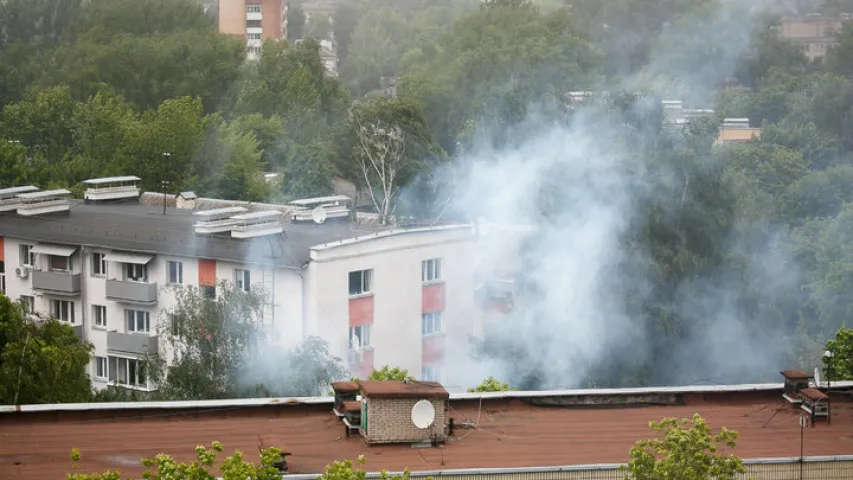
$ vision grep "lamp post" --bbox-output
[162,152,170,215]
[824,350,833,390]
[799,413,808,480]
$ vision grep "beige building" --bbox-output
[219,0,288,60]
[778,14,849,61]
[715,118,762,145]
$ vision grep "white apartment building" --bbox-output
[0,184,476,393]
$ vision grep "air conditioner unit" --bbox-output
[15,267,29,279]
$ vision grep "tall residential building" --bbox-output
[0,181,477,392]
[218,0,288,60]
[777,14,850,61]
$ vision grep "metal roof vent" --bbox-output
[0,185,39,212]
[193,206,249,235]
[230,210,284,239]
[82,176,141,202]
[16,189,71,216]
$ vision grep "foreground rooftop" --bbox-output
[1,383,852,480]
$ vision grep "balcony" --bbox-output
[106,279,158,304]
[107,331,159,356]
[31,270,81,295]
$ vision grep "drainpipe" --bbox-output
[80,246,87,341]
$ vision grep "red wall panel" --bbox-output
[198,259,216,286]
[422,283,445,314]
[349,295,374,328]
[0,237,4,262]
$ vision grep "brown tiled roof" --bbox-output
[342,401,362,412]
[780,370,812,379]
[331,381,361,393]
[1,391,852,480]
[359,380,450,399]
[801,388,829,401]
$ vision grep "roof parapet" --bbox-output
[83,176,141,202]
[0,185,39,212]
[16,189,71,216]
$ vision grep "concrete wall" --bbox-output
[364,397,447,444]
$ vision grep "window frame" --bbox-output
[91,252,107,276]
[348,269,373,296]
[19,244,34,267]
[93,304,107,328]
[421,312,442,336]
[349,323,372,349]
[52,299,75,324]
[125,309,150,333]
[422,258,442,283]
[168,261,183,284]
[235,269,251,292]
[94,356,108,380]
[126,263,148,282]
[20,295,34,313]
[109,356,147,388]
[49,254,71,272]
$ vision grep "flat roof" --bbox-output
[232,210,282,221]
[192,206,248,217]
[1,386,851,480]
[17,189,71,200]
[0,185,38,196]
[359,380,450,399]
[82,176,141,185]
[0,200,386,267]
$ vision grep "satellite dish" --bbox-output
[815,367,822,387]
[312,206,327,224]
[411,400,436,429]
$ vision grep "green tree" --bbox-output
[359,365,412,381]
[823,326,853,381]
[318,456,419,480]
[148,281,267,400]
[246,336,348,397]
[621,413,747,480]
[0,295,93,405]
[68,442,285,480]
[305,14,333,40]
[216,128,270,202]
[467,376,516,392]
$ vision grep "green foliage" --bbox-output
[318,456,419,480]
[621,414,747,480]
[823,326,853,381]
[287,2,306,41]
[0,294,93,405]
[467,376,516,392]
[67,442,284,480]
[360,365,412,381]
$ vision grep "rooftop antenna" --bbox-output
[411,400,436,430]
[312,205,327,224]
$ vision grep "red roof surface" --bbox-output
[358,380,450,399]
[331,381,361,393]
[781,370,812,379]
[1,390,851,480]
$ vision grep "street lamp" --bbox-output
[161,152,171,215]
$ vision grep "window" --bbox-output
[247,4,261,13]
[19,244,33,267]
[125,310,150,333]
[235,269,251,292]
[92,253,106,276]
[93,305,107,328]
[202,285,216,300]
[52,300,75,323]
[247,33,262,40]
[168,261,183,284]
[422,365,441,382]
[94,356,107,379]
[126,263,147,282]
[348,269,372,296]
[246,19,262,27]
[20,295,34,313]
[422,258,442,282]
[349,324,371,349]
[0,260,5,295]
[422,312,442,336]
[49,255,70,271]
[108,356,146,388]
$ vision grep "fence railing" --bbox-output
[282,456,853,480]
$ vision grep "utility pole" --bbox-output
[162,152,170,215]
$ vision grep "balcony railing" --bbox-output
[31,270,81,295]
[107,331,159,356]
[106,279,157,304]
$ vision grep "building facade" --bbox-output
[218,0,288,60]
[778,14,849,61]
[0,191,476,392]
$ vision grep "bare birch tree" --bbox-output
[354,117,406,225]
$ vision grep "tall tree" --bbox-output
[287,2,306,41]
[0,295,93,405]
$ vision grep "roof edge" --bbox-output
[3,381,852,414]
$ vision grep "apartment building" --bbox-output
[218,0,288,60]
[778,14,849,61]
[0,182,476,391]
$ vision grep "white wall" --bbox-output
[306,226,477,378]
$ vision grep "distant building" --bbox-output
[301,0,336,21]
[218,0,288,60]
[715,118,762,144]
[661,100,715,125]
[777,14,850,61]
[319,40,339,77]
